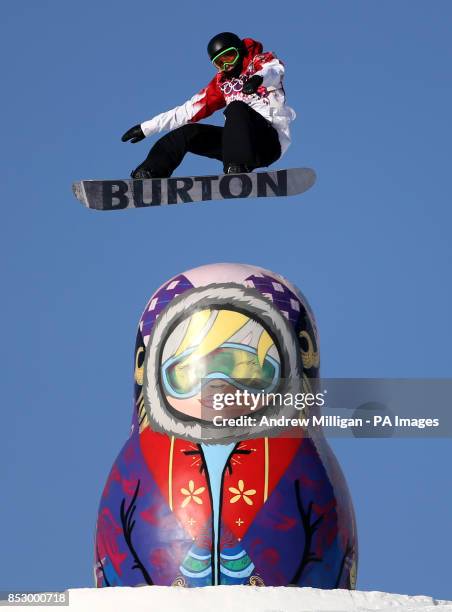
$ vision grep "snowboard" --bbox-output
[72,168,316,211]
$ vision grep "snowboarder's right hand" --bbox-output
[121,124,146,143]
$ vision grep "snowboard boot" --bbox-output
[131,166,162,179]
[224,163,254,174]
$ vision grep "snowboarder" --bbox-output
[121,32,296,178]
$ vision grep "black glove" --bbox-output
[121,124,145,143]
[242,75,264,95]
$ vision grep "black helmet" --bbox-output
[207,32,243,61]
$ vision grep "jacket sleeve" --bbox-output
[252,52,285,89]
[140,76,225,137]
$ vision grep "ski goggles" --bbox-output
[161,342,281,399]
[211,46,240,71]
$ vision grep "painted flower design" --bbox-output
[229,479,256,506]
[180,480,205,508]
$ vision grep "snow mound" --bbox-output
[13,586,452,612]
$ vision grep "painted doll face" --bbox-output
[160,308,282,421]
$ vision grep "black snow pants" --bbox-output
[133,101,281,177]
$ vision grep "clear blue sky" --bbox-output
[1,0,452,600]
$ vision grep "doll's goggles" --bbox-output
[161,342,280,399]
[211,46,240,71]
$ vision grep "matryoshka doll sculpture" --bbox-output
[95,263,357,588]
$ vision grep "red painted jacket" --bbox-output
[140,38,296,155]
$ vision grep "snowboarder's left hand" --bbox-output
[121,124,146,143]
[242,75,264,95]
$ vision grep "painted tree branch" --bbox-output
[290,479,324,585]
[120,479,153,585]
